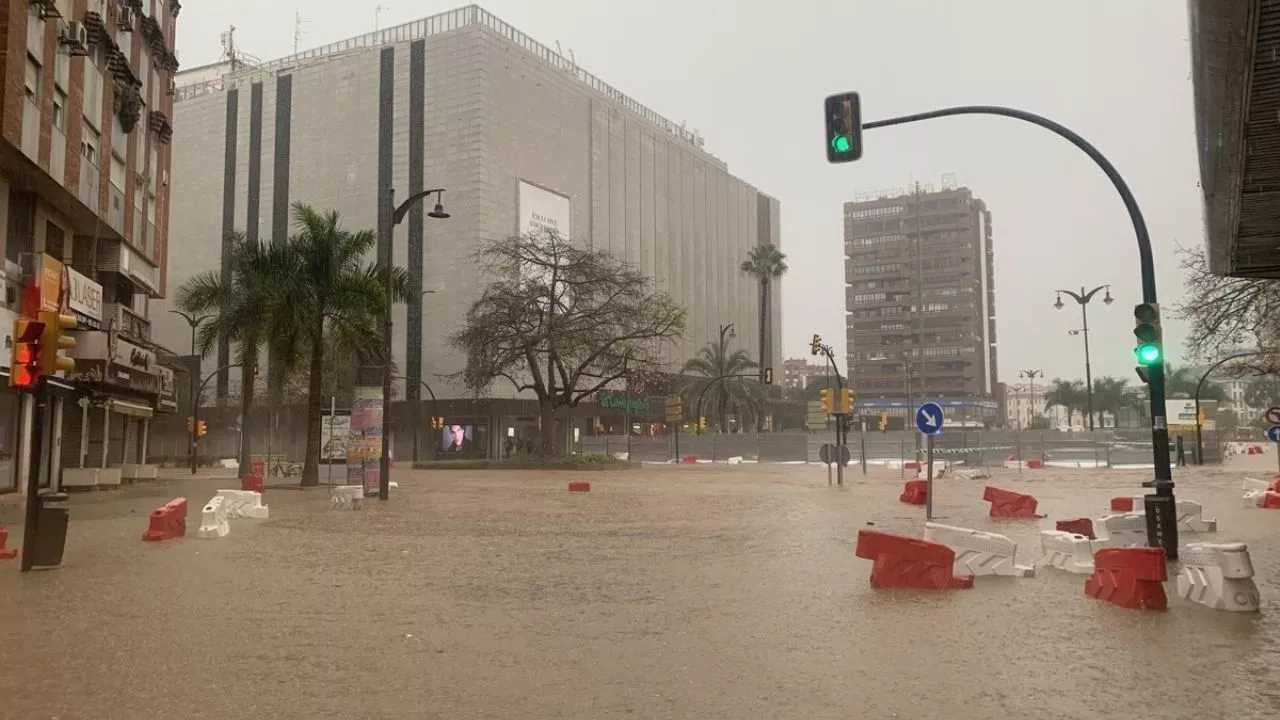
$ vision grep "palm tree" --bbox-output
[1043,378,1085,428]
[740,244,787,430]
[177,233,299,474]
[273,202,415,487]
[1091,376,1129,428]
[680,334,764,432]
[1164,363,1227,401]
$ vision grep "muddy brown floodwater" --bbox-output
[1,463,1279,719]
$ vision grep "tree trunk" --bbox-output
[758,278,769,432]
[539,400,557,457]
[238,360,257,475]
[300,332,325,487]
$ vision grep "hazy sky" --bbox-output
[175,0,1201,385]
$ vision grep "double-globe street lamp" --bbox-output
[169,310,209,474]
[378,186,449,501]
[1053,285,1112,431]
[1019,369,1042,429]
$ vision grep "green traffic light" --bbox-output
[1135,344,1161,365]
[831,135,852,153]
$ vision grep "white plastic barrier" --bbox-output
[953,467,991,480]
[1039,530,1097,574]
[1243,490,1265,508]
[1242,477,1270,492]
[1094,513,1148,548]
[196,496,230,539]
[1174,500,1217,533]
[1176,542,1261,612]
[923,522,1034,577]
[331,485,363,510]
[726,456,743,465]
[216,489,270,519]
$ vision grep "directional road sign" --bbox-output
[915,402,944,436]
[1267,425,1280,443]
[1267,406,1280,425]
[818,443,851,466]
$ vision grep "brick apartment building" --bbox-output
[0,0,180,497]
[843,185,998,427]
[782,357,826,391]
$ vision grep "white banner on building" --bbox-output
[66,267,103,329]
[517,179,571,239]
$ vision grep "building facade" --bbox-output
[155,5,781,458]
[0,0,179,498]
[782,357,826,391]
[843,185,997,425]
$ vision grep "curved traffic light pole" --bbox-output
[1193,351,1274,464]
[863,105,1176,557]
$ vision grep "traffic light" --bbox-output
[878,412,889,432]
[1133,302,1162,366]
[9,318,45,389]
[187,417,195,433]
[824,92,863,163]
[810,334,822,356]
[820,388,834,415]
[698,416,707,430]
[761,367,773,384]
[196,420,207,437]
[37,310,77,374]
[839,388,853,415]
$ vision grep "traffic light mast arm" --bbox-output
[863,104,1171,497]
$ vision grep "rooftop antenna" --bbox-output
[294,11,307,54]
[220,25,238,70]
[375,3,389,31]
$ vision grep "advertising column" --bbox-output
[347,386,383,496]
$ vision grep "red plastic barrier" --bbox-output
[142,498,188,542]
[241,474,264,494]
[983,486,1042,518]
[1026,459,1044,469]
[903,461,921,471]
[567,481,590,492]
[0,527,16,560]
[1261,492,1280,509]
[899,479,927,505]
[1267,476,1280,493]
[1085,547,1168,610]
[681,456,698,464]
[854,530,973,589]
[1055,518,1096,539]
[1109,496,1135,512]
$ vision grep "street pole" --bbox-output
[20,378,48,572]
[1193,350,1273,465]
[170,310,207,474]
[864,105,1176,557]
[1081,290,1095,431]
[378,187,394,501]
[624,357,632,460]
[1020,369,1042,430]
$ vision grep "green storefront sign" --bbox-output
[597,394,649,413]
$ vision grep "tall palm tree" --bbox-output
[740,244,787,430]
[680,334,764,432]
[1043,378,1085,428]
[177,233,299,474]
[274,202,415,487]
[1091,376,1129,428]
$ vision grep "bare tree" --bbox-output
[450,230,686,456]
[1174,245,1280,358]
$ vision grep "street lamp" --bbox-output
[718,323,736,345]
[169,309,209,474]
[1019,369,1043,429]
[1053,285,1112,431]
[379,186,449,501]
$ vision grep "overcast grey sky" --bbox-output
[176,0,1201,385]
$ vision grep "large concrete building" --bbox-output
[843,184,998,425]
[155,5,781,457]
[1,0,180,498]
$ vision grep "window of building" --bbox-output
[45,221,66,261]
[53,89,67,130]
[110,152,126,190]
[24,54,41,103]
[83,47,105,130]
[83,125,100,166]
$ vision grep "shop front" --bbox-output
[64,328,165,487]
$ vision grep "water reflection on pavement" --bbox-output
[1,463,1278,719]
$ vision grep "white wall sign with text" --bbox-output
[517,180,571,239]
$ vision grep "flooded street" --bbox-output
[2,462,1279,719]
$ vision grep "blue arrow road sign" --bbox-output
[916,402,944,435]
[1268,425,1280,443]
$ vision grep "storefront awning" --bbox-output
[110,398,154,418]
